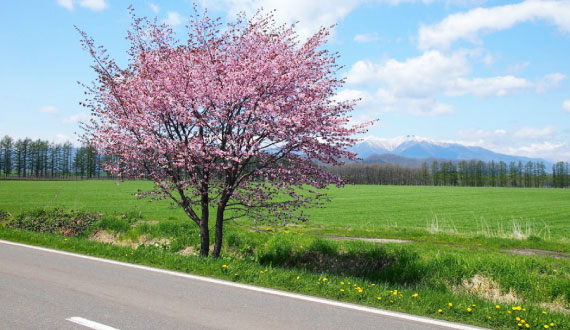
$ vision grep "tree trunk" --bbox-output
[199,219,209,257]
[199,182,210,257]
[212,202,226,259]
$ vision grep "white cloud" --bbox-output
[505,61,530,75]
[456,125,569,161]
[63,113,90,124]
[203,0,361,40]
[39,105,59,114]
[418,0,570,50]
[164,11,183,26]
[448,76,533,97]
[563,100,570,113]
[79,0,107,11]
[354,32,381,43]
[57,0,108,11]
[149,3,160,13]
[458,128,507,139]
[506,141,567,160]
[57,0,73,10]
[514,125,556,139]
[535,73,566,93]
[347,50,470,98]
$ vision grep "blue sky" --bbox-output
[1,0,569,161]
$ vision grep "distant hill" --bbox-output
[351,136,552,167]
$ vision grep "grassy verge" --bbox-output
[1,215,568,330]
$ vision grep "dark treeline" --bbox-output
[2,134,569,187]
[329,159,570,188]
[0,135,111,179]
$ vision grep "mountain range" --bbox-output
[350,136,551,167]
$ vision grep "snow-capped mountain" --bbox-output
[351,135,550,165]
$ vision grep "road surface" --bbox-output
[0,240,486,330]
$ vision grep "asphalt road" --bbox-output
[0,240,487,330]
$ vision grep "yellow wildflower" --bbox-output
[296,276,300,280]
[544,325,549,329]
[517,317,521,321]
[340,281,345,285]
[525,324,530,329]
[448,303,453,307]
[438,309,443,313]
[412,293,419,298]
[467,308,472,313]
[550,323,555,327]
[377,297,382,301]
[496,305,501,309]
[222,264,228,269]
[488,316,492,320]
[340,289,344,292]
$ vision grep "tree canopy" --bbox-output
[78,7,369,257]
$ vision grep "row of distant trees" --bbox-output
[2,135,569,187]
[329,160,570,188]
[0,135,106,179]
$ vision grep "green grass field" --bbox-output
[2,180,569,242]
[1,180,569,329]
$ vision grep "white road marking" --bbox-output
[2,239,486,330]
[66,317,119,330]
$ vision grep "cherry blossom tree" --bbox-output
[78,7,370,257]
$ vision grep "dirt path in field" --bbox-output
[324,235,570,260]
[323,235,412,244]
[501,248,570,260]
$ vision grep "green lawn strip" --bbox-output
[0,227,567,330]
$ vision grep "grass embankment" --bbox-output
[0,181,569,329]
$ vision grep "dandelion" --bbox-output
[377,297,382,301]
[542,311,547,315]
[340,281,345,285]
[260,271,265,274]
[472,304,476,307]
[496,305,501,309]
[488,316,492,320]
[467,308,472,313]
[438,309,443,313]
[64,238,68,241]
[412,293,419,298]
[521,320,526,324]
[358,289,363,293]
[347,281,351,285]
[518,323,522,327]
[340,289,345,292]
[550,323,555,327]
[517,317,521,321]
[393,290,398,295]
[283,230,290,234]
[508,311,512,314]
[448,303,453,307]
[389,300,394,303]
[544,325,549,329]
[525,324,530,329]
[222,264,228,269]
[372,284,376,286]
[296,276,300,280]
[234,273,238,277]
[322,278,328,282]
